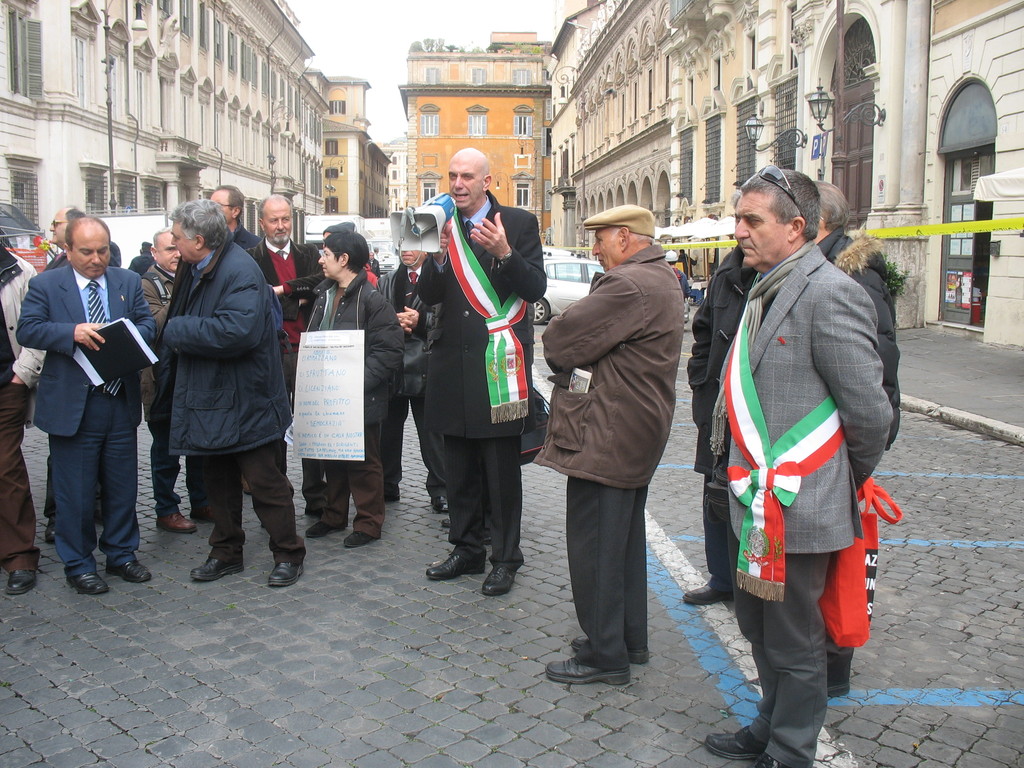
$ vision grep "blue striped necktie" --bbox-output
[87,280,121,396]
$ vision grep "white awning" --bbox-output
[975,167,1024,202]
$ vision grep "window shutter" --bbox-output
[26,19,43,98]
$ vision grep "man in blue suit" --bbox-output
[17,217,156,595]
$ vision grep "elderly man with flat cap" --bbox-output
[536,204,685,684]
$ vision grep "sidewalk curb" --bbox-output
[901,395,1024,448]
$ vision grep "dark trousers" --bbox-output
[204,441,305,565]
[566,477,648,670]
[381,395,446,498]
[444,434,522,568]
[729,527,831,768]
[148,419,207,517]
[49,390,140,577]
[0,382,38,572]
[322,423,385,538]
[702,479,734,592]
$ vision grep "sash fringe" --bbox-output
[491,398,529,424]
[736,570,786,602]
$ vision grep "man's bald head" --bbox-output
[449,148,492,217]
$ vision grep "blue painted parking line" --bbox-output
[647,543,1024,712]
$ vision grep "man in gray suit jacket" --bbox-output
[703,167,891,768]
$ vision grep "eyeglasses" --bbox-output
[51,220,67,227]
[748,165,798,207]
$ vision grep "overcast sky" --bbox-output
[287,0,558,144]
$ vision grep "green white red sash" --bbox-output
[447,221,529,422]
[724,320,845,601]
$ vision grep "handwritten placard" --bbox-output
[293,330,365,460]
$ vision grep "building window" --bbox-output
[227,31,236,72]
[422,181,437,202]
[325,167,339,178]
[75,37,87,107]
[198,2,208,50]
[7,11,43,98]
[180,0,193,37]
[325,197,339,213]
[325,139,339,155]
[736,98,757,185]
[468,114,487,136]
[425,67,440,84]
[420,113,439,136]
[773,78,799,169]
[514,115,533,138]
[679,128,696,202]
[647,68,654,111]
[544,180,552,211]
[214,19,223,61]
[471,68,486,85]
[261,60,269,95]
[10,170,38,226]
[116,176,137,211]
[84,170,107,213]
[329,100,346,115]
[704,115,722,204]
[143,184,162,212]
[512,69,531,86]
[240,40,251,82]
[515,182,531,208]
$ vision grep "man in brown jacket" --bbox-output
[536,205,685,684]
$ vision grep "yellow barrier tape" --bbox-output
[554,217,1024,252]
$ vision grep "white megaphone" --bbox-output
[390,193,456,253]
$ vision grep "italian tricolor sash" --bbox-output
[724,320,845,601]
[447,222,530,423]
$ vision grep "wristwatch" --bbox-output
[496,250,512,263]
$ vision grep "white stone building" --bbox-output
[0,0,325,240]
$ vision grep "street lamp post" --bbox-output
[743,114,808,154]
[103,8,117,213]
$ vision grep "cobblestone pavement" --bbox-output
[1,332,1022,768]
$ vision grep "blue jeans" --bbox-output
[148,419,207,517]
[703,479,734,593]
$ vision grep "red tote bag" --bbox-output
[819,478,903,647]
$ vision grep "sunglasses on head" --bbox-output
[747,165,798,207]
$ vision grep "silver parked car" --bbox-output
[534,257,604,324]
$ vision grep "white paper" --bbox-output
[292,330,365,461]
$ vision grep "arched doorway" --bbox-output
[831,17,877,228]
[938,81,996,327]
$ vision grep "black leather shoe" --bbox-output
[267,562,303,587]
[66,572,109,595]
[481,565,516,596]
[344,531,376,548]
[431,496,449,513]
[425,553,485,580]
[704,727,768,760]
[684,584,734,605]
[306,520,344,538]
[384,491,400,502]
[44,518,55,543]
[545,657,630,685]
[570,636,650,665]
[304,506,324,518]
[5,569,36,595]
[105,560,152,583]
[752,753,796,768]
[190,558,243,582]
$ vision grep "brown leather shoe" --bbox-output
[189,505,214,522]
[156,512,197,533]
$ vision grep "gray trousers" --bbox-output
[729,527,831,768]
[566,477,648,670]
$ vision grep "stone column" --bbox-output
[897,0,931,215]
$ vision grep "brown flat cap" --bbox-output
[583,205,655,238]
